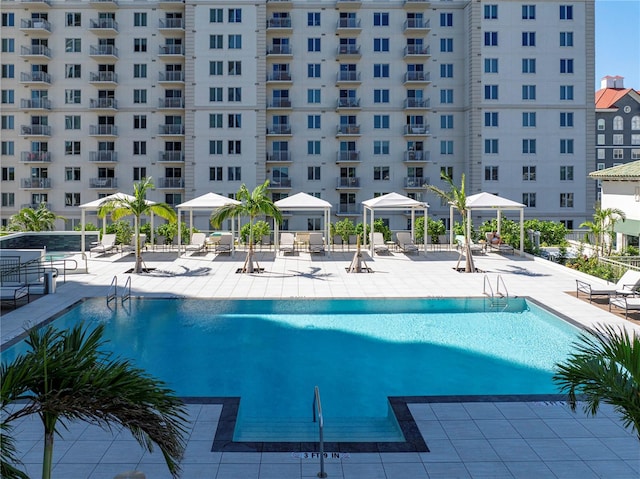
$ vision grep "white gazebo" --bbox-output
[362,192,429,255]
[176,192,241,252]
[274,192,333,255]
[453,192,526,254]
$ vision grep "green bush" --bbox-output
[156,221,194,245]
[240,220,270,244]
[106,220,133,245]
[333,218,356,241]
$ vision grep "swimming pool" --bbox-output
[2,297,581,443]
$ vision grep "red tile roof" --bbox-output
[595,88,635,109]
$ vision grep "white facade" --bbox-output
[0,0,595,232]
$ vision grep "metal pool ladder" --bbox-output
[483,274,509,310]
[312,386,327,478]
[107,275,132,305]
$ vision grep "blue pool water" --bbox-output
[2,298,581,442]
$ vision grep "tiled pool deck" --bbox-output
[2,248,639,478]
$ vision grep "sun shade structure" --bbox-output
[176,193,241,253]
[79,193,157,256]
[456,192,526,254]
[362,192,429,255]
[274,193,332,255]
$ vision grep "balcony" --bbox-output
[89,125,118,136]
[336,71,361,84]
[336,151,360,163]
[404,150,430,162]
[267,45,292,56]
[336,177,361,189]
[89,45,118,60]
[89,151,118,162]
[403,18,430,32]
[404,44,430,58]
[267,0,292,5]
[336,0,362,8]
[20,45,52,59]
[337,204,360,215]
[337,44,361,58]
[336,125,360,136]
[20,0,51,6]
[267,151,292,163]
[20,19,52,33]
[21,202,52,210]
[157,178,185,189]
[89,18,118,34]
[267,125,292,136]
[336,18,362,32]
[20,125,51,137]
[404,0,429,8]
[20,98,51,110]
[21,178,51,189]
[90,98,118,110]
[158,98,185,109]
[158,0,184,7]
[89,178,118,189]
[268,178,292,189]
[158,124,185,136]
[403,71,430,84]
[89,71,118,84]
[21,151,51,163]
[158,45,184,57]
[404,177,429,188]
[404,98,430,109]
[267,17,292,30]
[158,151,184,162]
[159,18,185,30]
[403,124,429,136]
[90,0,118,8]
[158,71,185,83]
[337,97,360,109]
[20,71,52,84]
[267,72,292,83]
[268,98,292,109]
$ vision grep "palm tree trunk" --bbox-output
[134,216,142,273]
[42,421,55,479]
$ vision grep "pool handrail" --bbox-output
[107,275,117,305]
[312,386,327,478]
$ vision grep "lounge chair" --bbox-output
[90,233,117,256]
[308,233,325,253]
[185,232,207,254]
[456,235,484,255]
[348,234,358,251]
[279,232,295,255]
[0,284,30,309]
[485,232,514,254]
[121,234,146,255]
[332,235,343,251]
[609,294,640,318]
[214,233,233,254]
[577,269,640,303]
[396,232,418,254]
[371,232,389,254]
[260,234,272,251]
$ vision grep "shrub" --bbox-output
[240,220,270,244]
[333,218,356,242]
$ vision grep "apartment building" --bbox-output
[0,0,595,232]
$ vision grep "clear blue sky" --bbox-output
[596,0,640,89]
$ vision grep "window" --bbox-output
[613,116,623,130]
[560,112,574,127]
[597,134,605,145]
[484,32,498,46]
[484,85,498,100]
[374,12,389,26]
[65,141,81,155]
[210,35,223,49]
[374,140,389,155]
[560,59,574,73]
[133,141,146,155]
[307,12,320,26]
[307,115,321,129]
[228,114,241,128]
[165,194,181,206]
[440,13,453,27]
[1,90,14,104]
[65,89,81,104]
[632,149,640,160]
[64,116,80,130]
[65,64,81,79]
[484,139,498,154]
[374,115,389,129]
[612,134,624,145]
[597,119,605,130]
[560,166,574,181]
[133,64,147,78]
[373,166,390,181]
[228,141,241,155]
[133,89,147,104]
[441,115,454,129]
[484,5,498,19]
[485,112,499,127]
[522,193,536,207]
[522,58,536,73]
[65,167,81,181]
[560,85,574,100]
[1,141,14,155]
[522,112,536,127]
[522,166,536,181]
[441,166,454,179]
[484,58,498,73]
[374,89,389,103]
[485,166,498,181]
[440,89,454,104]
[597,149,605,159]
[228,167,241,181]
[633,134,640,145]
[308,38,321,52]
[65,38,81,53]
[1,65,13,78]
[209,167,223,181]
[132,167,146,181]
[2,193,15,207]
[632,116,640,130]
[134,12,147,27]
[64,193,81,207]
[209,140,222,154]
[440,38,453,52]
[613,149,624,160]
[2,167,15,181]
[522,85,536,100]
[226,61,241,76]
[522,5,536,19]
[560,139,574,154]
[373,64,389,78]
[66,13,81,27]
[308,64,321,78]
[440,141,453,155]
[307,89,321,103]
[1,39,14,52]
[209,114,222,128]
[228,34,242,49]
[308,141,321,155]
[2,13,15,27]
[560,193,574,208]
[210,9,223,23]
[560,32,573,46]
[228,8,242,23]
[373,38,389,52]
[133,115,146,129]
[210,87,223,102]
[522,139,536,154]
[133,38,147,52]
[210,61,223,75]
[560,5,573,20]
[228,87,241,102]
[441,63,454,77]
[308,167,321,181]
[1,115,13,129]
[522,32,536,46]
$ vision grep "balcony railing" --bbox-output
[267,151,291,162]
[157,178,185,188]
[404,0,429,5]
[21,202,52,210]
[158,45,184,55]
[336,71,361,82]
[21,151,51,163]
[404,150,429,162]
[158,151,184,162]
[89,71,118,83]
[21,178,51,189]
[89,178,118,188]
[159,124,185,135]
[267,45,292,55]
[268,178,292,188]
[159,18,184,29]
[337,18,361,29]
[268,98,291,108]
[336,0,361,6]
[404,71,430,83]
[20,45,52,58]
[20,19,52,31]
[337,98,360,108]
[336,151,360,162]
[404,45,430,56]
[90,0,118,6]
[89,125,118,136]
[337,125,360,135]
[267,125,292,135]
[20,71,52,84]
[267,72,292,82]
[89,18,118,31]
[20,0,52,5]
[337,45,361,56]
[89,45,118,57]
[159,71,184,82]
[21,98,51,110]
[90,98,118,109]
[404,177,429,188]
[20,125,51,136]
[89,151,118,162]
[336,177,361,188]
[337,204,360,215]
[158,98,185,108]
[403,19,430,30]
[404,124,429,135]
[404,98,430,108]
[267,18,292,28]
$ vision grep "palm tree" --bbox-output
[98,177,176,273]
[553,324,640,440]
[426,173,475,273]
[0,323,189,479]
[598,207,626,256]
[8,203,63,232]
[210,181,282,273]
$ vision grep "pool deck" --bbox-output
[2,247,639,478]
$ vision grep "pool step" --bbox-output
[234,417,404,442]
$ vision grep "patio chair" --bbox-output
[485,232,514,254]
[184,232,207,254]
[576,269,640,303]
[214,233,233,254]
[121,234,146,255]
[260,234,272,251]
[154,235,167,251]
[348,235,358,251]
[371,232,389,255]
[455,235,484,255]
[279,232,295,255]
[308,233,325,253]
[332,235,343,251]
[609,294,640,318]
[396,232,419,254]
[90,233,117,256]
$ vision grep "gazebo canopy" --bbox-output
[274,192,332,254]
[176,193,241,251]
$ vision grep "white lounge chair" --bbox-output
[185,232,207,254]
[609,295,640,318]
[577,270,640,303]
[396,232,418,254]
[279,232,295,255]
[485,232,514,254]
[308,233,325,253]
[371,232,389,254]
[121,234,146,255]
[455,235,484,255]
[214,233,233,254]
[90,233,117,256]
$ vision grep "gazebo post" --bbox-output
[177,210,181,254]
[520,208,524,254]
[449,204,454,249]
[423,207,428,256]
